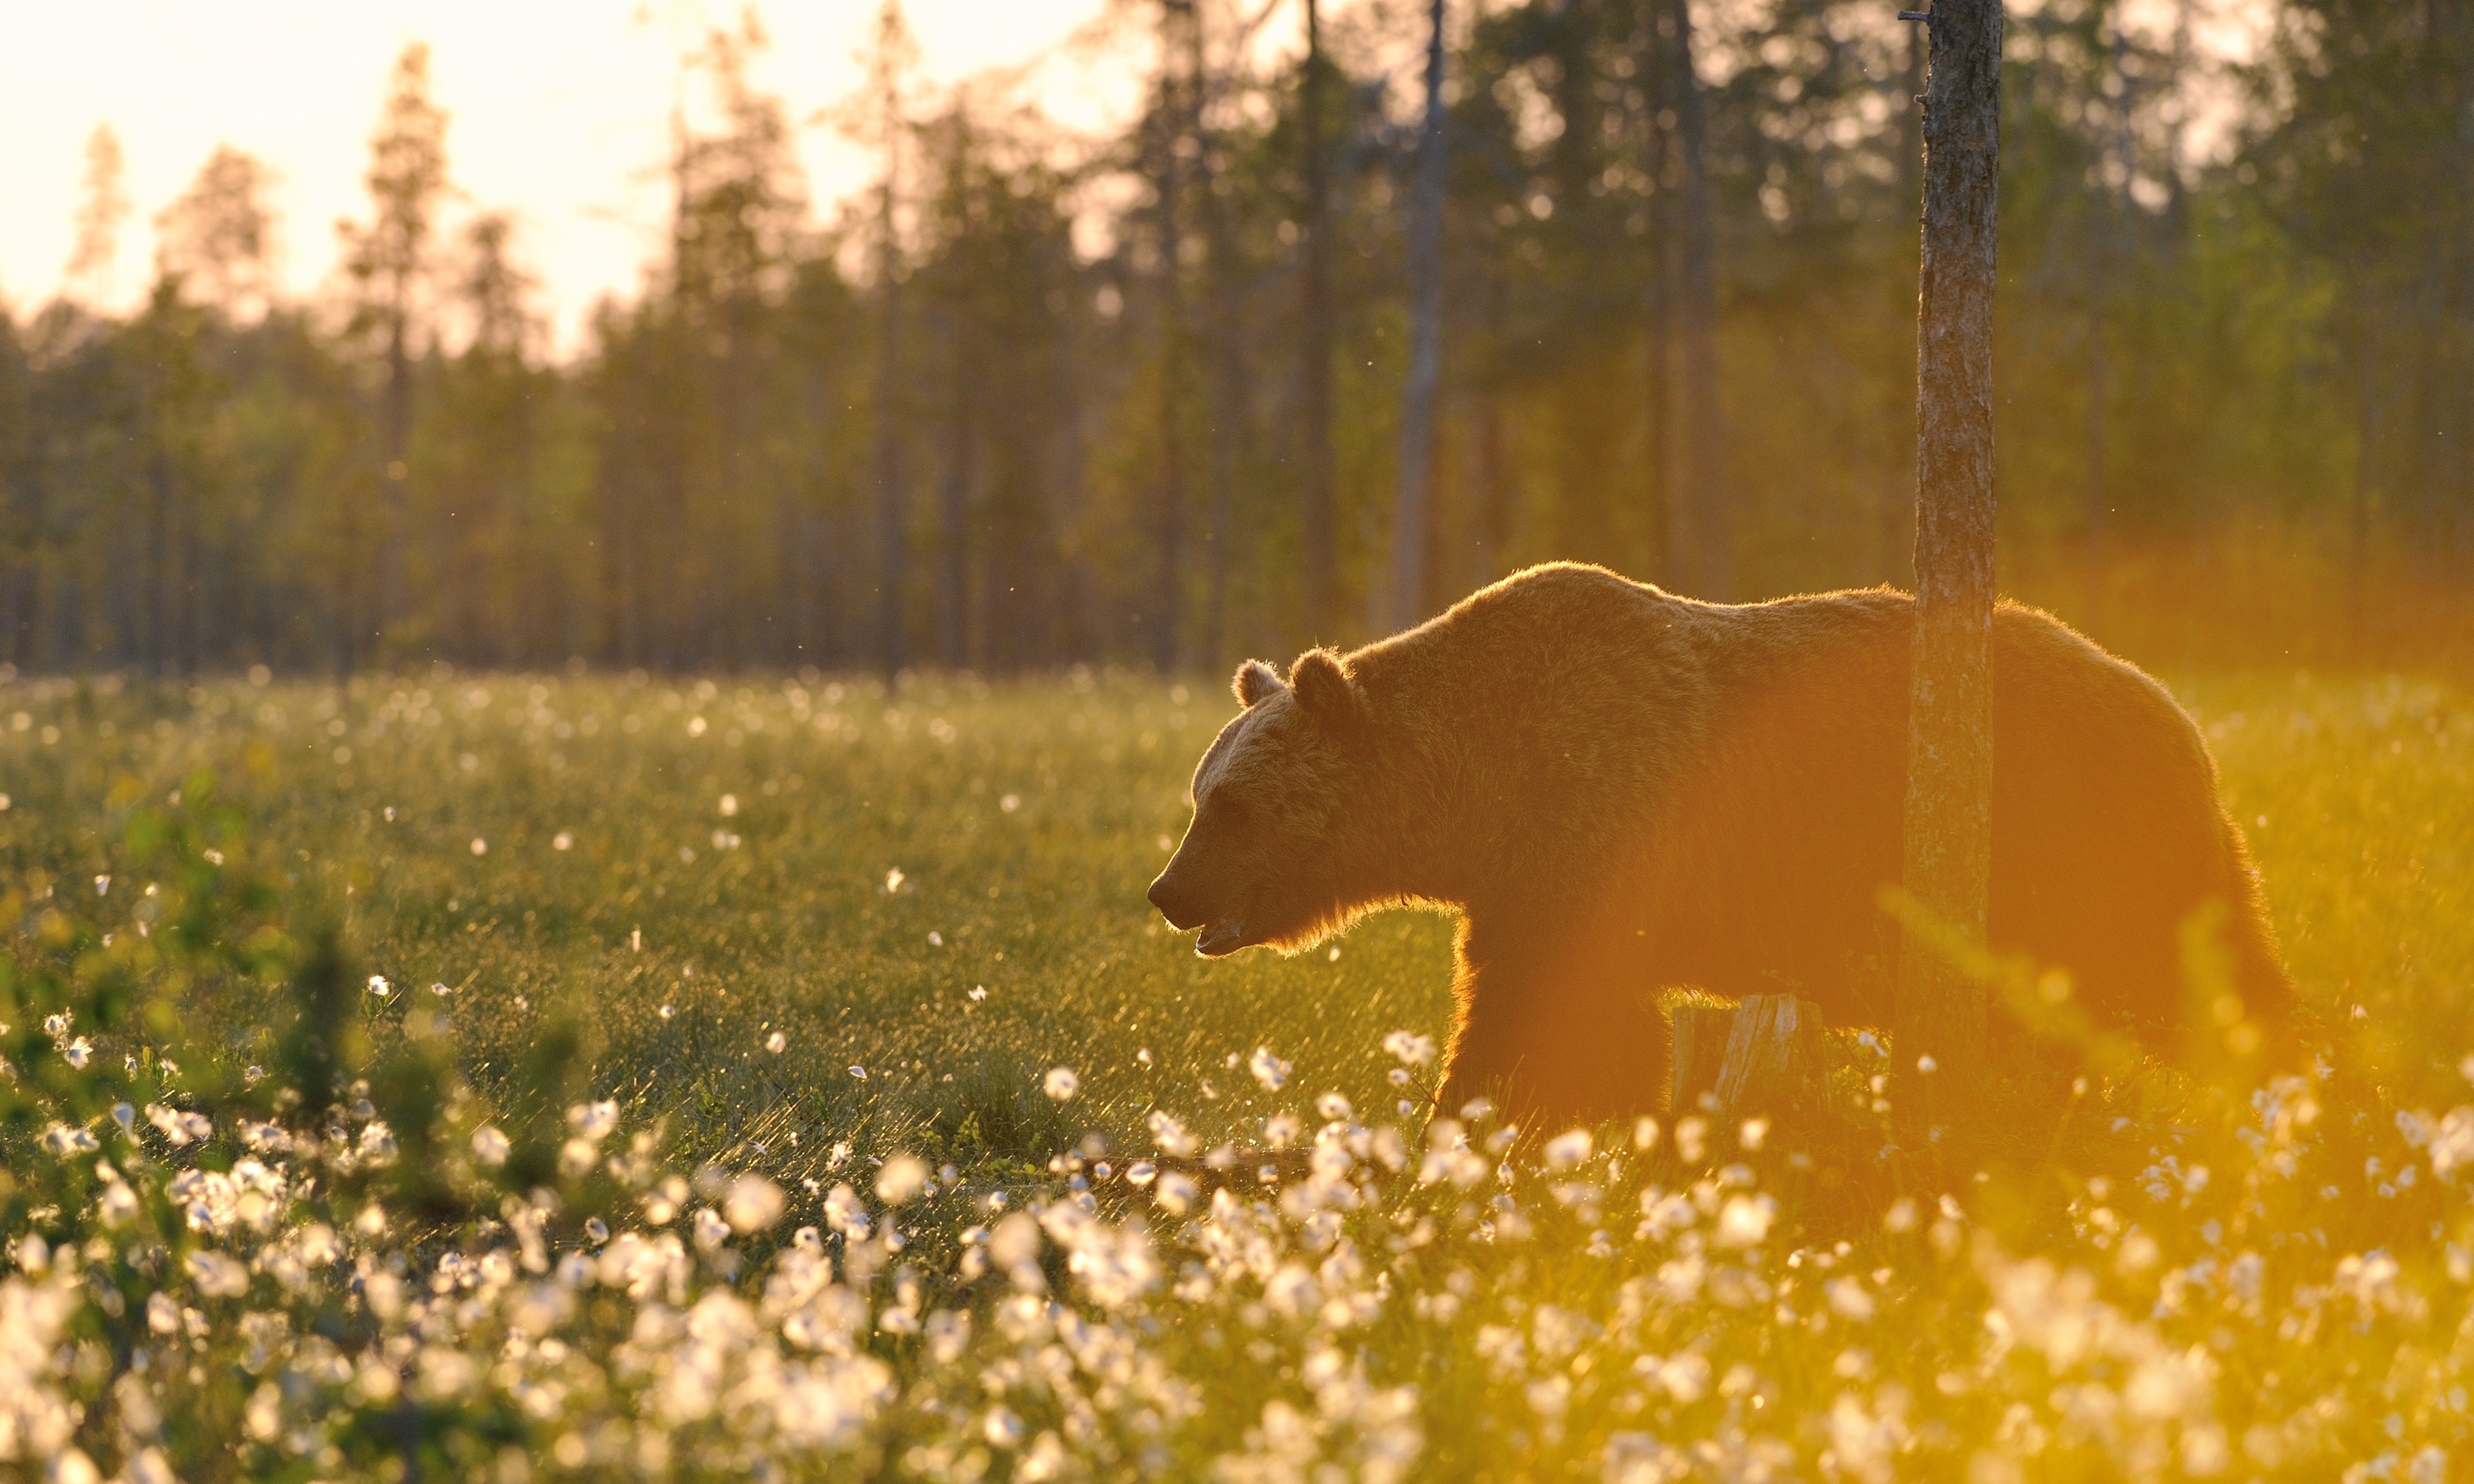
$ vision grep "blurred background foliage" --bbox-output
[0,0,2469,682]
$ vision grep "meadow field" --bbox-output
[2,662,2471,1481]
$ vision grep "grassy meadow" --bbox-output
[2,662,2471,1480]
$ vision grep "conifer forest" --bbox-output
[4,0,2469,681]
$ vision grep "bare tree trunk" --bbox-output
[1153,0,1195,672]
[337,490,362,679]
[1053,320,1097,663]
[2083,9,2126,635]
[376,300,414,663]
[1662,0,1730,602]
[1297,0,1339,640]
[873,166,907,684]
[1894,0,2003,1150]
[937,315,974,670]
[2084,290,2107,633]
[1641,6,1674,582]
[2350,354,2379,660]
[1196,11,1249,671]
[1378,0,1448,635]
[1470,385,1507,583]
[1878,21,1929,584]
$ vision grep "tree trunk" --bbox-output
[2083,297,2106,632]
[2083,10,2126,636]
[937,314,974,671]
[873,167,907,685]
[1661,0,1730,602]
[1196,12,1249,671]
[1894,0,2003,1150]
[377,307,411,658]
[1642,7,1673,583]
[1378,0,1448,635]
[1297,0,1339,641]
[2350,357,2379,661]
[1153,0,1195,672]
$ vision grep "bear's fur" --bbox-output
[1148,562,2294,1129]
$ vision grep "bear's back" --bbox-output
[1638,587,2258,1037]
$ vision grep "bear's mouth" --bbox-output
[1194,903,1262,958]
[1195,916,1252,957]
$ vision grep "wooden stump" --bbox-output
[1670,1003,1737,1113]
[1670,994,1830,1125]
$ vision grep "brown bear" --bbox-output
[1147,562,2294,1130]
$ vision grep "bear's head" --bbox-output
[1148,648,1370,957]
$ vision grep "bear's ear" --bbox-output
[1288,648,1365,734]
[1233,658,1286,708]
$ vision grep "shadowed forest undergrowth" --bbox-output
[0,666,2469,1480]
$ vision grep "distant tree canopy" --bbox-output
[0,0,2464,678]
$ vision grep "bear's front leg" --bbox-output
[1434,917,1671,1132]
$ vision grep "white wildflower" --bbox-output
[1715,1193,1776,1248]
[875,1155,930,1206]
[724,1174,786,1233]
[470,1125,511,1167]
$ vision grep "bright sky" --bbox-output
[4,0,2268,352]
[0,1,1142,349]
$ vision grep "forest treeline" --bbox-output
[0,0,2467,678]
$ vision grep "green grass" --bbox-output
[1,664,2470,1480]
[6,667,2463,1142]
[3,670,1475,1174]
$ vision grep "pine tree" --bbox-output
[338,43,450,666]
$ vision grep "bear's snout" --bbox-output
[1147,870,1208,932]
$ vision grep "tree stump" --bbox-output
[1670,995,1830,1125]
[1670,1003,1737,1113]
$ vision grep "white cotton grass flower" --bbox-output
[470,1126,511,1167]
[1382,1029,1436,1066]
[718,793,739,816]
[42,1124,99,1156]
[1544,1129,1593,1170]
[185,1249,250,1298]
[567,1100,619,1140]
[766,1030,787,1054]
[1715,1192,1776,1248]
[552,831,573,851]
[1043,1066,1079,1102]
[366,975,391,999]
[469,837,488,856]
[724,1174,786,1233]
[1154,1170,1199,1215]
[1148,1109,1196,1157]
[96,1181,139,1228]
[1248,1047,1291,1092]
[876,1154,930,1206]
